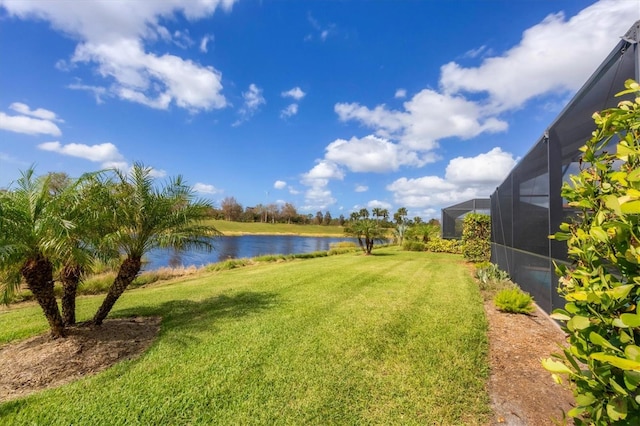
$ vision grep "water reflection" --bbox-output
[144,235,356,271]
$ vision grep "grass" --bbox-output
[207,219,346,236]
[0,248,491,425]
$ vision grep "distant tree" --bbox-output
[413,216,423,225]
[92,164,221,325]
[323,211,332,225]
[372,207,382,221]
[266,203,279,224]
[221,196,243,221]
[315,211,323,225]
[281,202,297,224]
[338,214,345,226]
[394,207,409,245]
[358,208,370,219]
[380,208,389,223]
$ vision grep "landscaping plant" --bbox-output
[542,79,640,424]
[494,287,534,314]
[461,213,491,262]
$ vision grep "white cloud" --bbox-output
[300,160,343,211]
[67,83,107,104]
[233,83,265,125]
[355,185,368,192]
[280,103,298,118]
[38,141,125,164]
[394,89,406,99]
[9,102,62,122]
[367,200,392,210]
[0,110,62,136]
[303,160,344,182]
[281,87,306,100]
[274,180,287,189]
[439,0,639,113]
[200,34,213,53]
[445,147,517,184]
[193,182,219,194]
[325,135,435,173]
[1,1,236,112]
[387,148,517,209]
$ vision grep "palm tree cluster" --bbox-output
[0,164,220,338]
[344,209,387,255]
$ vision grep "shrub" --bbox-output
[206,258,254,272]
[425,237,463,254]
[403,241,426,251]
[494,288,534,314]
[542,80,640,424]
[461,213,491,262]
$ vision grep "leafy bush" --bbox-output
[542,80,640,424]
[461,213,491,262]
[403,241,426,251]
[425,237,463,254]
[494,288,534,314]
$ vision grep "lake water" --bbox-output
[143,235,357,271]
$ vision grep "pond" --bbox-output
[143,235,357,271]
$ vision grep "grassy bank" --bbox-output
[0,248,490,425]
[207,219,346,236]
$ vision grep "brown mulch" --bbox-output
[485,300,575,425]
[0,317,161,403]
[0,301,575,425]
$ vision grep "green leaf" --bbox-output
[625,345,640,362]
[541,358,573,374]
[589,227,608,243]
[591,353,640,371]
[550,311,571,321]
[575,393,597,406]
[568,315,591,330]
[605,194,623,217]
[620,313,640,327]
[590,332,621,352]
[627,167,640,182]
[610,377,629,396]
[624,371,640,391]
[621,200,640,214]
[607,396,627,421]
[610,285,634,300]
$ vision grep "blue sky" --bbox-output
[1,0,638,219]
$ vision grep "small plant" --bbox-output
[494,288,535,314]
[425,237,463,254]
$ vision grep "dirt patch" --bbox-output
[0,317,160,403]
[0,303,574,424]
[485,301,575,425]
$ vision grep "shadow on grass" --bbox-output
[115,291,279,336]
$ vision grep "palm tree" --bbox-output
[372,207,382,222]
[54,174,114,325]
[344,217,386,255]
[0,169,72,337]
[92,163,221,325]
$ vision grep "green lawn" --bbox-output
[207,219,346,236]
[0,248,491,425]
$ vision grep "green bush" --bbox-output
[403,241,426,251]
[425,237,462,254]
[542,80,640,424]
[461,213,491,262]
[494,288,535,314]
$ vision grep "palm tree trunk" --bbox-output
[92,256,141,325]
[61,263,82,326]
[21,255,65,338]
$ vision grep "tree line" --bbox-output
[0,164,220,338]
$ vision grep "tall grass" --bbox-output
[0,249,491,424]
